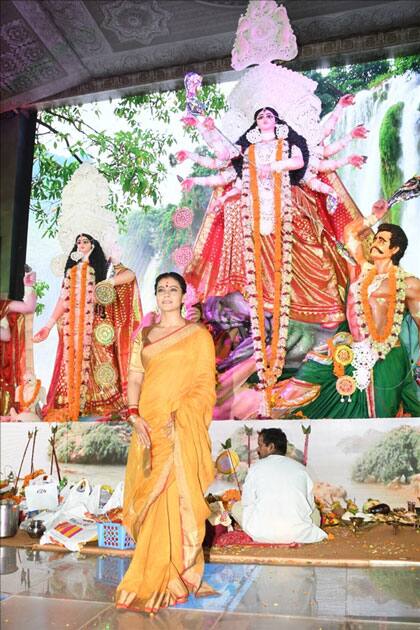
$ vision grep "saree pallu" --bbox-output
[185,185,246,301]
[117,323,216,612]
[44,275,141,420]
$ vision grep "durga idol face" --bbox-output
[255,109,276,133]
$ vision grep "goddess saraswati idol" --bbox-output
[34,164,142,421]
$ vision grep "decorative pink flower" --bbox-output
[172,206,193,229]
[171,245,193,270]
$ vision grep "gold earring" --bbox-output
[181,304,187,318]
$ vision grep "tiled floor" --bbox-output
[0,547,419,629]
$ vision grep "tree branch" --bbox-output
[48,110,121,151]
[50,110,102,137]
[37,118,83,164]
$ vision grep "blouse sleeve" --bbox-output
[129,333,144,373]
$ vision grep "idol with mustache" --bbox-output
[275,199,420,419]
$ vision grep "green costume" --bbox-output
[295,316,420,419]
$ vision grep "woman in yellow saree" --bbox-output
[116,272,217,614]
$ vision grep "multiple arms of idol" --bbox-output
[176,94,368,200]
[305,94,369,198]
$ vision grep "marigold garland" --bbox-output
[360,265,396,342]
[356,265,406,359]
[18,379,41,410]
[73,261,88,419]
[67,265,77,418]
[242,139,294,412]
[64,263,95,420]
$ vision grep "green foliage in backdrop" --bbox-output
[352,426,420,484]
[32,84,227,238]
[379,102,404,223]
[305,55,419,115]
[54,423,131,464]
[31,55,419,238]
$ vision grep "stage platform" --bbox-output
[2,522,419,568]
[1,543,419,628]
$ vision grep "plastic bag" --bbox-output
[60,479,91,512]
[25,475,59,512]
[86,484,113,515]
[100,482,124,514]
[40,515,98,551]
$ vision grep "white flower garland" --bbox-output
[350,266,407,392]
[240,140,293,411]
[354,266,407,360]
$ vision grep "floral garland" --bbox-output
[19,379,41,410]
[73,262,87,419]
[63,263,95,420]
[66,266,76,418]
[241,139,293,412]
[362,266,396,342]
[356,265,406,359]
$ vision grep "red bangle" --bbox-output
[128,406,139,416]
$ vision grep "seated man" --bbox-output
[231,428,327,544]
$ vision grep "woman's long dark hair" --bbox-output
[232,107,309,185]
[64,234,108,283]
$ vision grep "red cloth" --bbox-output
[0,305,25,416]
[212,529,300,548]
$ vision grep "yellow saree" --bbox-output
[116,322,216,613]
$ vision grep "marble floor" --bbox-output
[0,547,419,629]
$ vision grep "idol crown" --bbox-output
[231,0,298,70]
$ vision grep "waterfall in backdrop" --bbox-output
[331,71,420,275]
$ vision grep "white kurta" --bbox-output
[241,454,327,544]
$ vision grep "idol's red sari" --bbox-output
[185,175,362,327]
[44,267,141,421]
